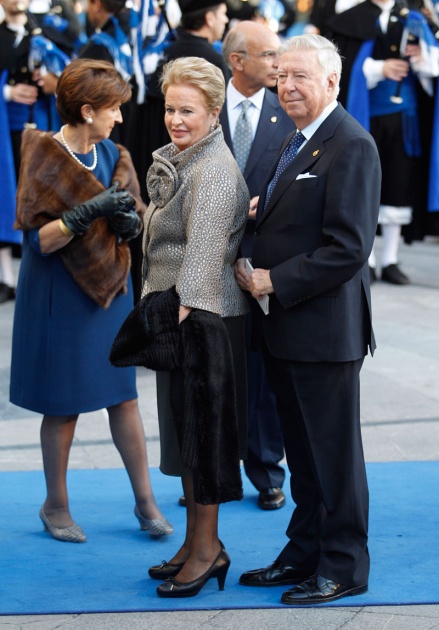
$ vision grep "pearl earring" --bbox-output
[85,117,93,124]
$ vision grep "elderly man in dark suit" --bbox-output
[235,34,381,605]
[221,20,295,511]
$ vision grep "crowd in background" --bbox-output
[1,0,439,305]
[2,0,439,605]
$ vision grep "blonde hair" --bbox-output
[160,57,225,111]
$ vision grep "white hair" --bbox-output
[280,34,342,96]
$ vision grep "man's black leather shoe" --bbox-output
[281,574,368,605]
[381,263,410,285]
[258,487,286,510]
[239,560,310,587]
[0,282,15,304]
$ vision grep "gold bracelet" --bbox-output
[58,219,73,238]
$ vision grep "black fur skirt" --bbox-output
[156,315,247,477]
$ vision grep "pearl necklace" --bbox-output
[60,125,98,171]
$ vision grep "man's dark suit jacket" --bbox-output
[252,104,381,362]
[220,88,295,257]
[221,87,294,490]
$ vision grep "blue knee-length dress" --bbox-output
[9,139,137,415]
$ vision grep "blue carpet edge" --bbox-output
[1,462,439,615]
[2,601,439,616]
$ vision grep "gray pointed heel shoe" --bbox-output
[134,505,174,537]
[39,506,86,543]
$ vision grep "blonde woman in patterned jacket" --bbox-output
[143,57,250,599]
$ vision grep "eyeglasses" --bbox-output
[237,51,279,61]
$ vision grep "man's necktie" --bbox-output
[265,131,306,206]
[233,100,253,173]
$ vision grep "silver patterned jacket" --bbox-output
[142,126,250,317]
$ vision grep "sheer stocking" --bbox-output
[40,414,78,528]
[107,398,163,520]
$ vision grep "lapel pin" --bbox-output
[271,116,277,123]
[313,150,319,156]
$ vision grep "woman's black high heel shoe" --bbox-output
[156,548,231,598]
[149,541,225,580]
[149,560,185,580]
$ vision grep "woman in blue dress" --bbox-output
[10,59,173,543]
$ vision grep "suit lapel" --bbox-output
[220,109,233,151]
[220,90,288,173]
[244,90,283,179]
[257,104,346,226]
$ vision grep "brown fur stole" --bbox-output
[15,129,146,308]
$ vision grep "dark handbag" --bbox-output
[109,287,181,371]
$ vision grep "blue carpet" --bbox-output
[0,462,438,614]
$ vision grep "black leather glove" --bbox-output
[61,182,135,236]
[108,209,142,241]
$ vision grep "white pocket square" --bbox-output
[296,173,317,180]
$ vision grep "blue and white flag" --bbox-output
[132,0,178,104]
[90,16,133,81]
[29,33,70,76]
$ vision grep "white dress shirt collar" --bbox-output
[226,80,266,139]
[5,21,28,46]
[227,80,265,112]
[300,100,339,143]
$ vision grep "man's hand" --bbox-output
[234,257,251,291]
[383,58,409,81]
[249,268,274,300]
[33,70,58,95]
[405,43,422,65]
[248,196,259,220]
[10,83,38,105]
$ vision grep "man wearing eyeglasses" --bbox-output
[221,21,295,512]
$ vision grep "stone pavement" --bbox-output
[1,236,439,630]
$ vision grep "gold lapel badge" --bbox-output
[271,116,277,123]
[312,150,319,156]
